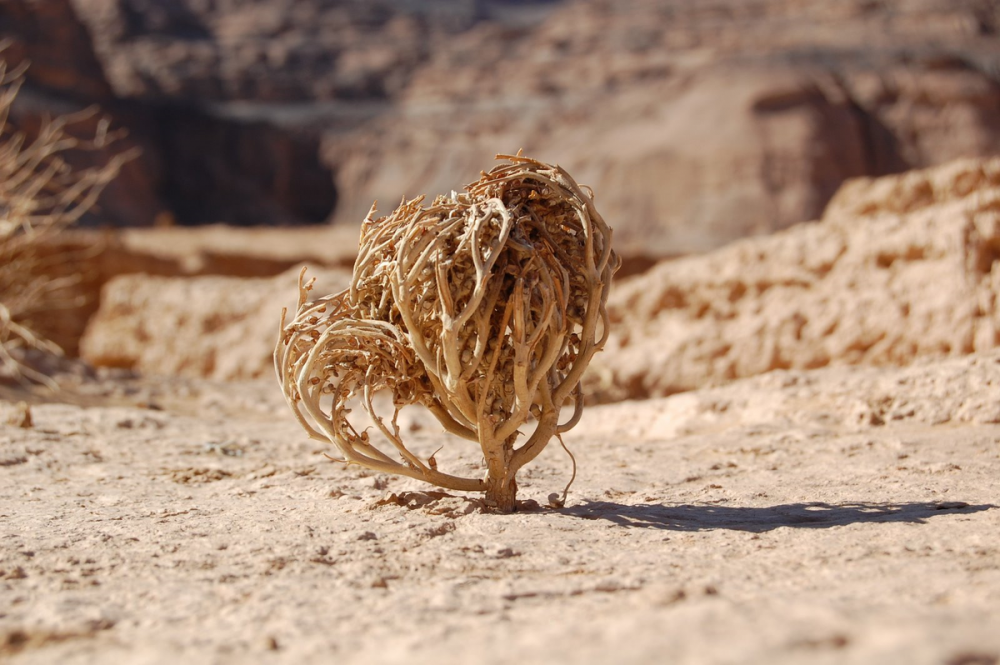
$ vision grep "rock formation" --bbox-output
[333,0,1000,256]
[70,0,517,103]
[76,158,1000,401]
[4,0,1000,256]
[0,0,112,101]
[0,0,342,227]
[80,267,351,380]
[0,0,162,227]
[25,224,361,358]
[590,157,1000,401]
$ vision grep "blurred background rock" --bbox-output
[4,0,998,244]
[2,0,1000,390]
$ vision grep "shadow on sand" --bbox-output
[562,500,995,532]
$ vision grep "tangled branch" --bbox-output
[275,153,620,511]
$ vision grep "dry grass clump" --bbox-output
[276,153,620,511]
[0,61,131,387]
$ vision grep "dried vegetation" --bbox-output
[275,154,620,511]
[0,61,131,387]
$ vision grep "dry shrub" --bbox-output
[275,153,620,511]
[0,61,132,387]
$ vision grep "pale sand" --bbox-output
[1,353,998,664]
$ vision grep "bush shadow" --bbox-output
[562,500,995,532]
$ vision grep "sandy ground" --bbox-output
[1,354,999,664]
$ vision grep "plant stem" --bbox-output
[483,434,518,512]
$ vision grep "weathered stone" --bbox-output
[7,0,1000,248]
[80,267,352,380]
[28,225,359,357]
[329,0,1000,256]
[589,157,1000,401]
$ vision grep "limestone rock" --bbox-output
[589,157,1000,401]
[26,225,360,357]
[585,351,1000,443]
[330,0,1000,256]
[80,267,351,380]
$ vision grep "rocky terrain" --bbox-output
[591,156,1000,400]
[3,3,1000,663]
[1,345,998,664]
[25,224,362,357]
[3,0,1000,255]
[72,158,1000,403]
[79,266,350,381]
[3,144,1000,665]
[337,0,1000,256]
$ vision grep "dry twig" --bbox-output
[275,153,620,511]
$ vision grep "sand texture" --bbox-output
[1,352,998,664]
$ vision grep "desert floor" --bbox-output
[1,353,999,664]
